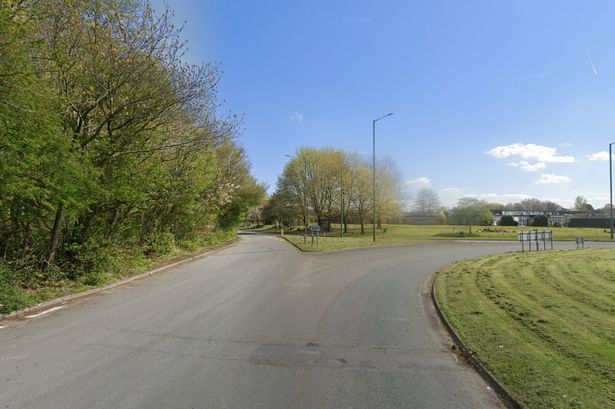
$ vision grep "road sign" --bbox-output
[310,226,321,232]
[518,230,553,252]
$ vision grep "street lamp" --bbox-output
[610,143,615,239]
[372,113,394,242]
[285,154,309,243]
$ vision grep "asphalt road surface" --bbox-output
[2,234,610,409]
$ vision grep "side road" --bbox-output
[0,233,522,409]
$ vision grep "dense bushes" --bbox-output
[567,218,610,228]
[0,0,264,307]
[498,215,518,226]
[530,215,549,227]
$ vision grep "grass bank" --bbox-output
[0,230,237,316]
[435,249,615,408]
[275,223,611,252]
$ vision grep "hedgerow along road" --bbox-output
[2,233,611,409]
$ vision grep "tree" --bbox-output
[499,215,518,226]
[543,201,562,213]
[0,0,263,284]
[413,189,440,216]
[374,157,403,227]
[487,203,504,211]
[449,198,490,234]
[530,215,549,227]
[574,196,591,211]
[503,199,562,213]
[271,147,402,234]
[352,162,373,234]
[480,209,495,226]
[435,210,448,225]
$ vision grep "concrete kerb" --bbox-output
[430,271,522,409]
[1,237,241,322]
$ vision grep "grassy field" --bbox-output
[435,249,615,409]
[263,223,612,252]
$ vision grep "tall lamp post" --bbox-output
[610,143,615,239]
[285,154,309,243]
[372,113,394,242]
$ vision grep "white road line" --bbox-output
[0,326,5,329]
[25,306,64,319]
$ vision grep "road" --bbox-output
[1,234,608,409]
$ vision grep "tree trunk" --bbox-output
[47,203,65,266]
[360,218,365,234]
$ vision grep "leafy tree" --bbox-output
[449,198,490,234]
[503,199,562,213]
[480,209,495,226]
[0,0,264,289]
[530,215,549,227]
[574,196,592,211]
[435,210,448,225]
[543,201,562,213]
[499,215,518,226]
[486,203,504,211]
[272,147,402,233]
[352,161,373,234]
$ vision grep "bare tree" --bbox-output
[413,188,440,216]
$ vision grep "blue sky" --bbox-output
[154,0,615,208]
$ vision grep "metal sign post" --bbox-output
[518,230,553,252]
[310,226,321,247]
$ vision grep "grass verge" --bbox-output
[278,223,610,252]
[435,249,615,408]
[0,230,237,316]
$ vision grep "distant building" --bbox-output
[401,213,437,225]
[492,209,599,227]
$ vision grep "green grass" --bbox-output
[435,249,615,409]
[280,223,611,252]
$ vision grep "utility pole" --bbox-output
[372,113,394,242]
[610,143,614,239]
[340,152,344,238]
[303,156,308,243]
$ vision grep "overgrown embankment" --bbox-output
[0,1,264,314]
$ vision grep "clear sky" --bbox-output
[153,0,615,208]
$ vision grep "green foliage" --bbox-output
[479,208,494,226]
[272,147,402,230]
[435,210,447,225]
[530,215,549,227]
[574,195,591,211]
[498,215,518,226]
[567,218,610,228]
[449,197,491,232]
[0,1,262,313]
[0,264,36,314]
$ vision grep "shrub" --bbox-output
[499,215,518,226]
[530,215,549,227]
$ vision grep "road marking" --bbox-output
[25,306,64,319]
[0,326,4,329]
